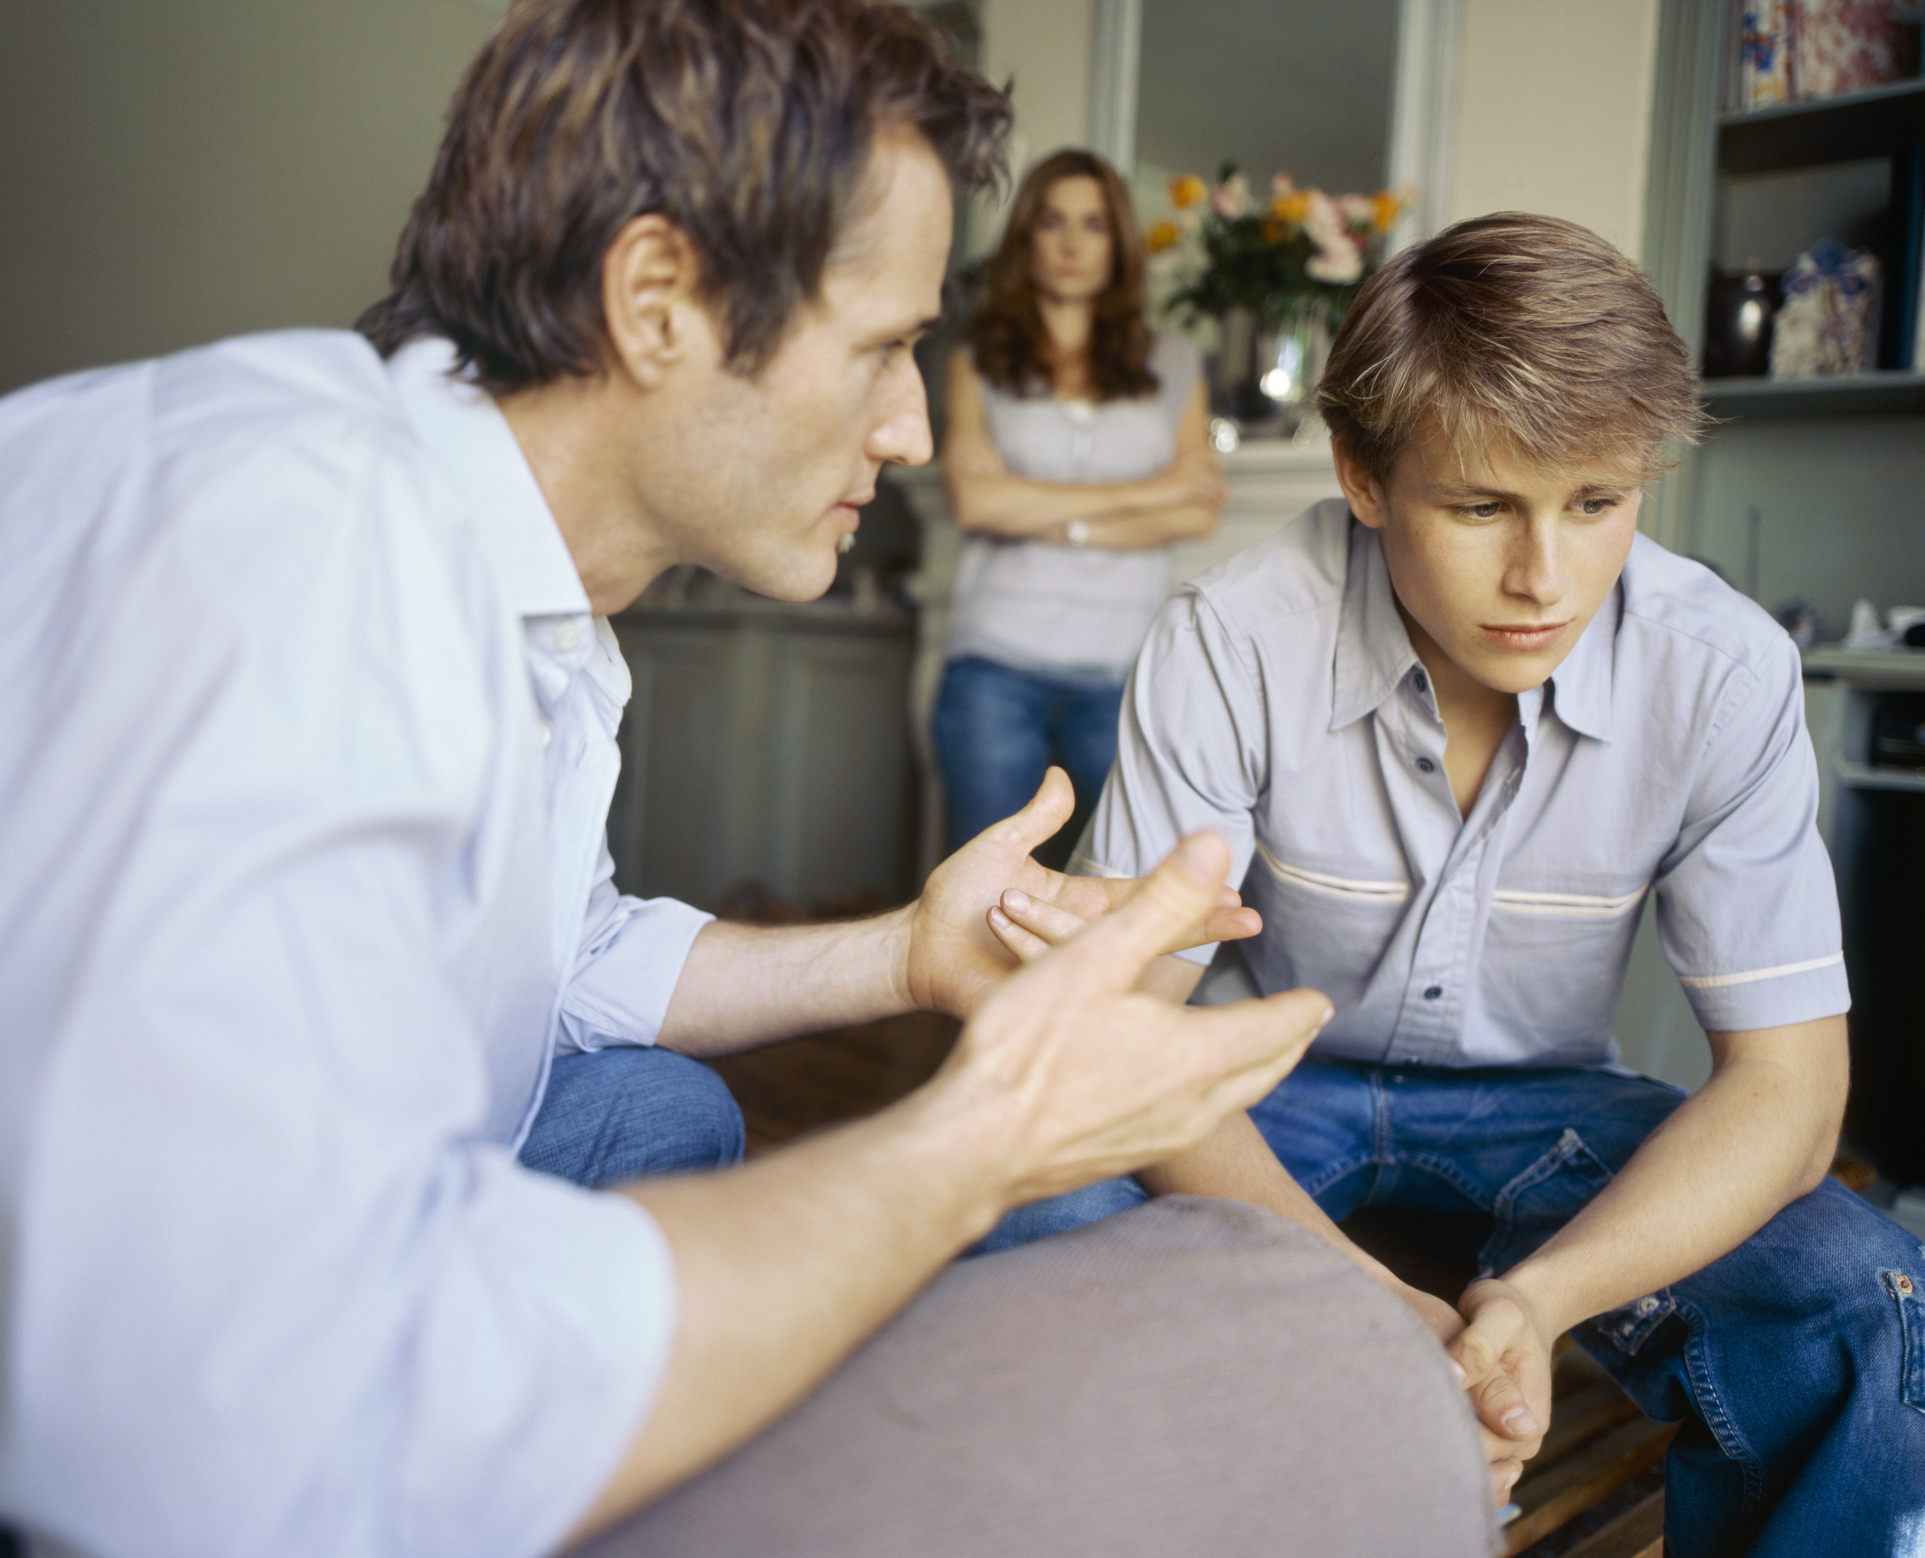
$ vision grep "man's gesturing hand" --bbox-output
[900,767,1260,1018]
[1450,1277,1557,1508]
[926,830,1330,1209]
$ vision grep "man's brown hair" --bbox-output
[358,0,1010,393]
[1317,212,1704,483]
[968,148,1156,401]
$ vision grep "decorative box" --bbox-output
[1741,0,1800,105]
[1794,0,1922,100]
[1768,239,1882,376]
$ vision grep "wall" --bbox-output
[1447,0,1663,256]
[0,0,498,396]
[977,0,1665,256]
[968,0,1094,254]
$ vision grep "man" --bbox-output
[0,4,1494,1557]
[991,214,1925,1556]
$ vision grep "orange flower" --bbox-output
[1146,219,1181,253]
[1270,190,1312,225]
[1370,189,1404,233]
[1169,173,1207,210]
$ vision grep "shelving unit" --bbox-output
[1836,760,1925,793]
[1643,1,1925,1183]
[1717,76,1925,174]
[1802,648,1925,1186]
[1716,77,1924,374]
[1700,370,1925,417]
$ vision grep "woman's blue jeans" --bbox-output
[982,1057,1925,1558]
[931,656,1126,866]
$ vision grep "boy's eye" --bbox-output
[1458,501,1503,520]
[1576,494,1621,517]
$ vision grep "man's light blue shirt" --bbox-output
[0,333,710,1557]
[1077,498,1849,1068]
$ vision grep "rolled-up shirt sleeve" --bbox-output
[1653,636,1850,1032]
[557,840,714,1053]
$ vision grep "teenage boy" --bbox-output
[988,213,1925,1557]
[0,4,1501,1556]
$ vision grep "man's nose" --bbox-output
[869,354,933,468]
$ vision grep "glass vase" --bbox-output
[1208,298,1332,436]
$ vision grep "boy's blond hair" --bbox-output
[1317,212,1704,483]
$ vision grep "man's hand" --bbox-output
[928,828,1327,1205]
[900,768,1260,1017]
[1451,1276,1556,1508]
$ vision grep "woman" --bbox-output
[935,149,1224,865]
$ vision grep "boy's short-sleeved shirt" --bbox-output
[1076,498,1850,1068]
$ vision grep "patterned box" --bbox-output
[1741,0,1800,106]
[1794,0,1921,100]
[1769,240,1882,376]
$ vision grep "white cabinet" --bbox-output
[608,600,918,915]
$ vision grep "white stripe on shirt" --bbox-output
[1490,886,1648,918]
[1256,842,1410,902]
[1677,952,1844,990]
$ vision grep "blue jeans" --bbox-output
[519,1046,744,1188]
[985,1058,1925,1558]
[931,656,1125,865]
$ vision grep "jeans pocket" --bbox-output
[1879,1267,1925,1415]
[1590,1289,1678,1358]
[1479,1127,1616,1276]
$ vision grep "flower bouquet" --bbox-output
[1148,167,1405,429]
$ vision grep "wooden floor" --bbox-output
[710,1010,959,1155]
[713,1016,1670,1556]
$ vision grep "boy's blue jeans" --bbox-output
[983,1057,1925,1558]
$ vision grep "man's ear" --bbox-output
[1330,436,1389,531]
[600,214,710,390]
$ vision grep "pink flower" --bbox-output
[1307,241,1364,284]
[1270,171,1296,197]
[1302,190,1348,251]
[1211,172,1250,220]
[1338,193,1375,228]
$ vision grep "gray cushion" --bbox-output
[577,1195,1494,1557]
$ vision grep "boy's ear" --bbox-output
[1331,437,1389,531]
[600,214,711,391]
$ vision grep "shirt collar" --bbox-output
[1543,585,1617,743]
[1328,512,1617,744]
[1331,516,1423,730]
[386,337,590,623]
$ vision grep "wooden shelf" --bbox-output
[1701,371,1925,417]
[1836,761,1925,792]
[1803,646,1925,684]
[1718,78,1925,175]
